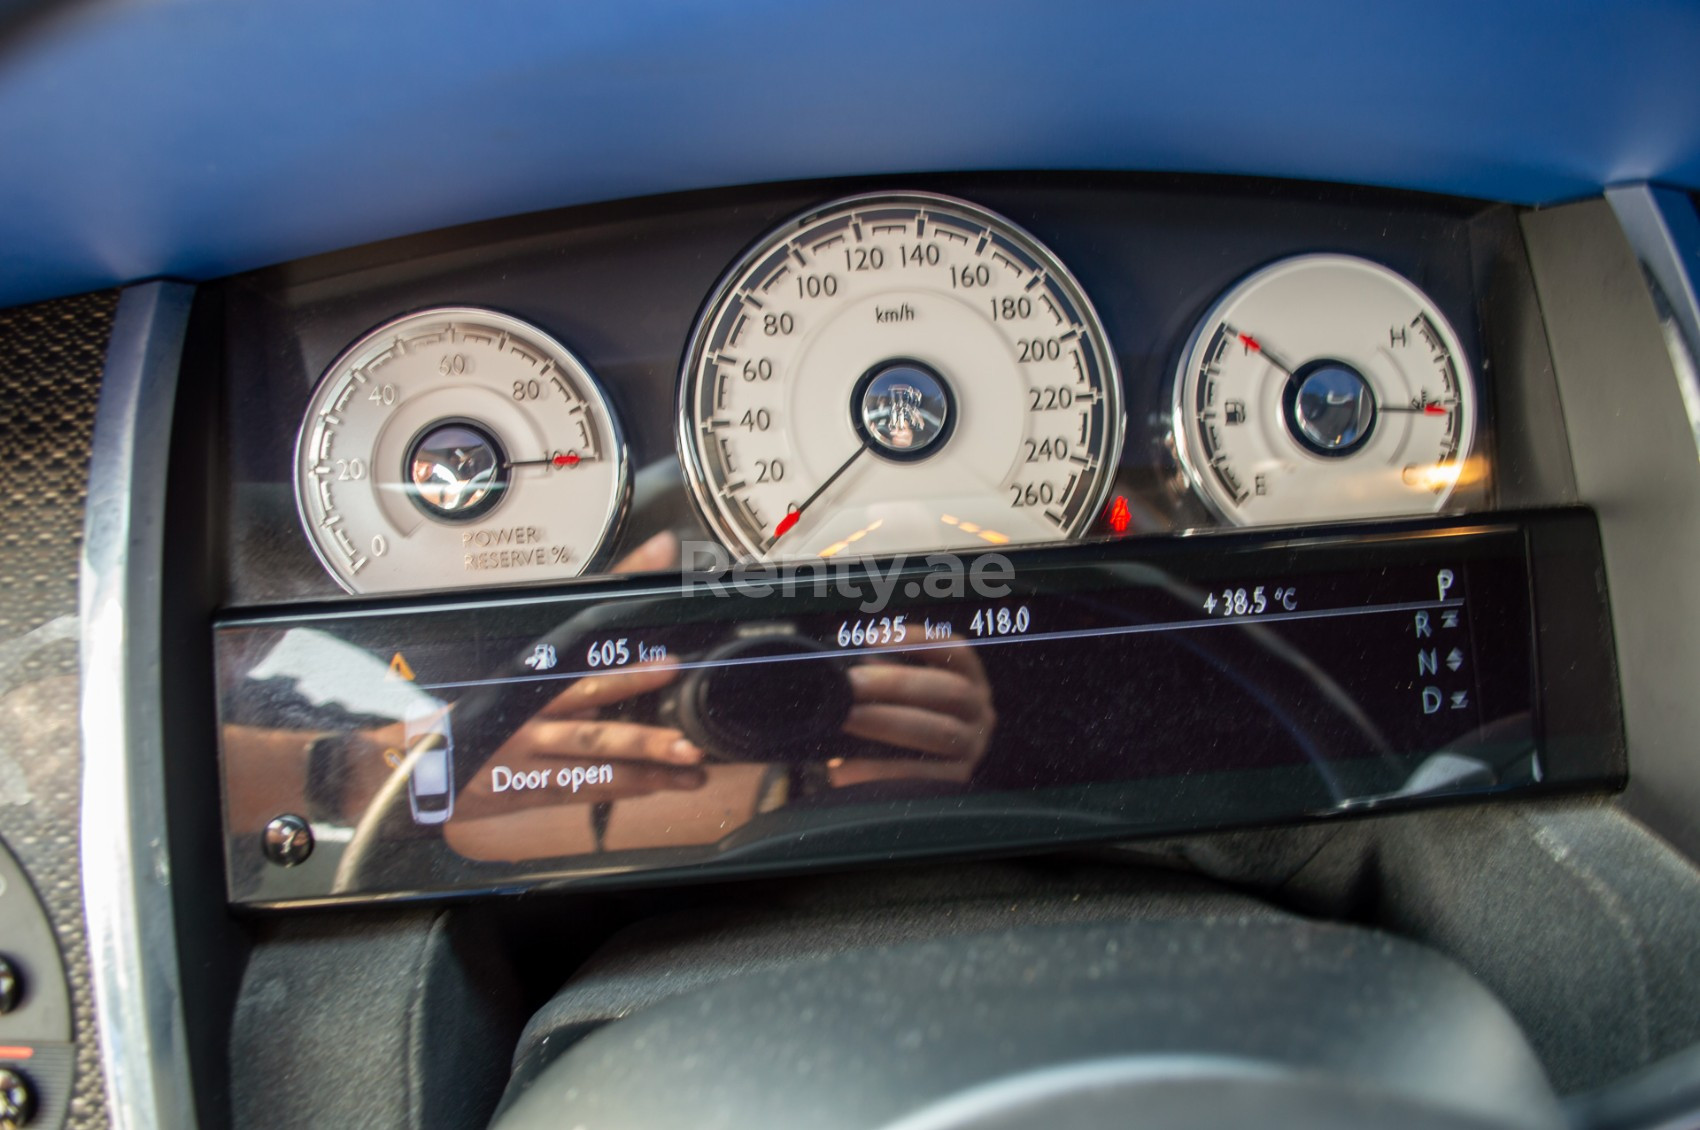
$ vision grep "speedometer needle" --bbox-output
[769,444,870,546]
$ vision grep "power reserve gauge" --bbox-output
[294,308,628,594]
[1174,254,1478,526]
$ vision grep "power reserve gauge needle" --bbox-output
[506,452,584,469]
[1380,403,1453,416]
[769,444,870,547]
[1232,330,1297,378]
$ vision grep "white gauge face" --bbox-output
[295,307,627,594]
[1174,254,1478,526]
[680,192,1124,561]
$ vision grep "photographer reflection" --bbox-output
[452,547,999,861]
[444,656,711,861]
[222,528,1004,869]
[439,529,734,862]
[587,637,997,858]
[221,532,702,850]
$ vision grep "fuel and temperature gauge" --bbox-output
[294,308,628,594]
[1174,254,1478,526]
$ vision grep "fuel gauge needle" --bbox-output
[1235,330,1451,417]
[1232,330,1297,378]
[768,444,869,548]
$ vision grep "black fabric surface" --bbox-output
[511,859,1286,1087]
[510,802,1700,1112]
[1155,798,1700,1093]
[230,909,523,1130]
[500,915,1561,1130]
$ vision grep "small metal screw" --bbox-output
[262,814,314,867]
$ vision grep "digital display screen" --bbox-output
[216,511,1623,906]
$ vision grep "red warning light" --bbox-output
[1105,495,1131,535]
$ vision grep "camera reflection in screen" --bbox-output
[219,530,1000,868]
[445,532,997,862]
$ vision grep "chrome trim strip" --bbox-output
[80,282,199,1130]
[1607,184,1700,462]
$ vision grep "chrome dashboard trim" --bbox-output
[1607,184,1700,462]
[79,281,200,1130]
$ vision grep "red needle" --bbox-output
[1238,328,1449,419]
[1232,330,1295,377]
[768,444,870,547]
[505,451,585,470]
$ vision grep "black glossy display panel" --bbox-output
[216,509,1621,906]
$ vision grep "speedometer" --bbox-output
[679,192,1124,561]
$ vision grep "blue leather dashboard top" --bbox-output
[1,0,1697,307]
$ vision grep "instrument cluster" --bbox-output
[224,177,1508,603]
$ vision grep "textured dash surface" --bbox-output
[0,289,117,1129]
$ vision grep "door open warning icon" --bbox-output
[387,653,416,682]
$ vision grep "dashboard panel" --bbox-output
[185,171,1613,914]
[2,4,1697,1129]
[43,168,1699,1130]
[210,174,1562,608]
[0,1,1691,1126]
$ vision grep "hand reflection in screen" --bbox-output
[428,530,706,807]
[224,530,1008,871]
[831,642,997,788]
[445,550,1001,861]
[451,657,705,821]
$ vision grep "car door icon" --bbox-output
[404,700,454,825]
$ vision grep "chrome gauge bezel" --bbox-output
[293,306,631,595]
[676,190,1127,561]
[1171,253,1479,528]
